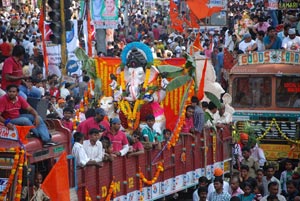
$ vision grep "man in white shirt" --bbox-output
[72,132,90,167]
[262,165,281,196]
[238,33,256,53]
[83,128,105,163]
[207,168,230,200]
[282,28,300,51]
[260,181,286,201]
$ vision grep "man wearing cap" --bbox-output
[83,128,104,164]
[238,33,256,53]
[77,108,110,139]
[282,28,300,51]
[207,168,230,200]
[103,117,129,156]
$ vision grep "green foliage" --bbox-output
[166,75,191,92]
[205,91,222,109]
[157,65,184,78]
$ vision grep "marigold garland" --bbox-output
[120,71,125,91]
[0,147,24,201]
[167,81,194,149]
[85,188,92,201]
[138,162,164,186]
[256,118,300,144]
[143,68,151,89]
[105,177,116,201]
[119,100,143,129]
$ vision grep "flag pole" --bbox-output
[60,0,68,75]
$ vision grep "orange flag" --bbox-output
[189,33,203,55]
[197,59,207,100]
[41,152,70,200]
[87,4,93,57]
[15,125,34,144]
[38,6,49,75]
[169,0,184,32]
[186,0,223,19]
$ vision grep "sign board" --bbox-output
[0,178,8,192]
[0,125,18,141]
[238,50,300,65]
[278,1,300,9]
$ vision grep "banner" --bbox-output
[44,20,80,77]
[91,0,119,29]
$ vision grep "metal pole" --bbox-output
[60,0,67,75]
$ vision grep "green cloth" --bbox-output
[142,126,157,143]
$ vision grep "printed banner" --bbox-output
[238,50,300,65]
[0,125,18,141]
[44,20,80,77]
[0,178,8,192]
[91,0,119,29]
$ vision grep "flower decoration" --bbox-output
[105,177,116,201]
[139,162,164,186]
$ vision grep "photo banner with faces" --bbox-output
[91,0,119,29]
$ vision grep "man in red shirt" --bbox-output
[1,45,27,90]
[103,117,129,156]
[0,85,56,146]
[61,107,74,132]
[77,108,110,139]
[0,37,12,61]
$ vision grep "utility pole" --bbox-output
[60,0,67,75]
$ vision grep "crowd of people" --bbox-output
[0,1,299,200]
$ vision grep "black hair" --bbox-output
[198,176,209,184]
[12,45,25,57]
[201,101,208,108]
[6,84,19,92]
[89,128,100,135]
[85,108,96,119]
[197,186,208,197]
[63,107,74,114]
[208,102,217,110]
[191,96,199,103]
[240,164,249,171]
[268,181,278,190]
[185,105,194,111]
[73,132,84,142]
[267,26,275,32]
[213,177,223,184]
[163,129,171,135]
[145,114,155,121]
[241,146,251,152]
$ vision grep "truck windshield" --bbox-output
[232,77,272,108]
[276,77,300,108]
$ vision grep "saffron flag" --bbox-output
[189,33,202,55]
[186,0,223,20]
[38,6,49,75]
[197,59,207,100]
[41,152,70,201]
[15,125,34,144]
[169,0,184,32]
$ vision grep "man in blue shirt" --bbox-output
[264,26,282,50]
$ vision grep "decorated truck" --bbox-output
[229,50,300,161]
[0,43,232,201]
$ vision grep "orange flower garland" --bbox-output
[142,68,151,89]
[167,81,194,149]
[15,149,25,201]
[85,188,92,201]
[139,162,164,186]
[105,177,116,201]
[0,147,22,201]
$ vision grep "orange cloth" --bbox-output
[197,58,207,100]
[41,152,70,200]
[186,0,222,20]
[15,125,34,144]
[214,167,224,176]
[240,133,249,140]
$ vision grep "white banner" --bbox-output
[44,20,80,77]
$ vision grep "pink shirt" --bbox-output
[77,117,110,139]
[253,22,270,33]
[132,141,144,152]
[61,119,73,132]
[181,117,194,133]
[0,95,29,119]
[103,130,128,152]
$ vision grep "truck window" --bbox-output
[232,77,271,108]
[276,77,300,108]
